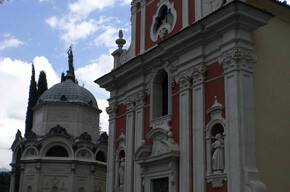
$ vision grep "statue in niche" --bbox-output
[119,157,125,187]
[212,133,224,173]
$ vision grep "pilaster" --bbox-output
[140,0,146,53]
[219,47,267,192]
[178,75,192,192]
[124,97,135,192]
[106,104,118,192]
[191,64,206,192]
[130,1,138,57]
[134,92,146,192]
[182,0,189,28]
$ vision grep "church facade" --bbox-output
[96,0,290,192]
[10,47,108,192]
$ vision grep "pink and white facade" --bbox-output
[96,1,274,192]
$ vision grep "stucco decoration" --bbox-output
[147,128,179,157]
[46,124,69,136]
[205,96,227,188]
[150,0,177,42]
[106,104,118,120]
[218,47,257,73]
[150,115,172,132]
[135,126,179,192]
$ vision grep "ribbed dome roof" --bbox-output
[37,79,98,109]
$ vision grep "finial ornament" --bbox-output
[115,30,126,50]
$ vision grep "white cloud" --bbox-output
[69,0,115,19]
[0,34,24,51]
[45,0,130,46]
[0,57,59,169]
[75,53,113,132]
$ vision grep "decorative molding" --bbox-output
[206,174,227,189]
[150,0,177,42]
[149,115,172,131]
[25,131,37,140]
[218,47,257,73]
[46,125,69,136]
[106,104,118,119]
[117,129,126,148]
[79,132,92,141]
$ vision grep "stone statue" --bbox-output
[119,157,125,187]
[212,134,224,173]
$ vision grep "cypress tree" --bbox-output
[37,70,48,100]
[25,64,37,135]
[61,72,65,82]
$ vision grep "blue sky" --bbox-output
[0,0,132,170]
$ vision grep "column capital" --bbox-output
[135,92,146,109]
[191,64,206,86]
[179,75,191,90]
[106,104,118,120]
[218,47,257,73]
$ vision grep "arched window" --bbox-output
[152,69,169,119]
[96,151,106,162]
[46,145,69,157]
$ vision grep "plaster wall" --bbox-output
[250,3,290,191]
[32,103,100,140]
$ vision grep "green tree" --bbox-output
[37,70,48,100]
[0,172,10,192]
[25,64,37,135]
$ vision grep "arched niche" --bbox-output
[205,96,227,189]
[114,130,126,189]
[46,145,69,157]
[40,139,73,158]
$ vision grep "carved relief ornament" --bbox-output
[218,48,257,73]
[106,105,118,119]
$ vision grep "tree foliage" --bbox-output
[37,70,48,100]
[25,64,37,135]
[0,172,10,192]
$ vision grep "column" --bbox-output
[192,64,206,192]
[179,76,192,192]
[134,92,145,192]
[124,98,135,192]
[219,47,267,192]
[9,167,15,192]
[106,104,118,192]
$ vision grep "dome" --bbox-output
[37,78,99,109]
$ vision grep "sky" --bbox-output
[0,0,132,170]
[0,0,289,170]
